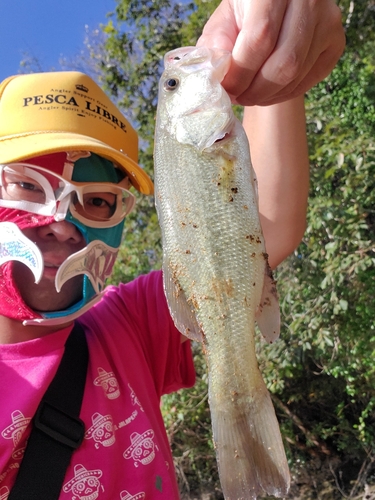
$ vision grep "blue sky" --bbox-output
[0,0,116,82]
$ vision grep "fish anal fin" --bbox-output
[210,375,290,499]
[162,262,204,342]
[256,264,280,343]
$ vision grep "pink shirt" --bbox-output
[0,271,195,499]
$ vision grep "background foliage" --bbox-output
[83,0,375,497]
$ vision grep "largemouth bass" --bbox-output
[154,46,290,499]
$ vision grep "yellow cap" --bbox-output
[0,71,154,194]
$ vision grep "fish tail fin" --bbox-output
[210,376,290,499]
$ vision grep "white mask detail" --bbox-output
[0,222,43,283]
[56,240,119,294]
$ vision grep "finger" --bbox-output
[197,0,238,53]
[236,1,315,105]
[221,0,289,99]
[240,12,345,105]
[235,0,345,105]
[236,43,315,106]
[258,45,346,106]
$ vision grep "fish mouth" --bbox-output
[199,131,233,153]
[214,132,230,144]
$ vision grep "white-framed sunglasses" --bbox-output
[0,163,136,228]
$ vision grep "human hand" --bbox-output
[197,0,346,106]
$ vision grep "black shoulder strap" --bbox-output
[8,321,89,500]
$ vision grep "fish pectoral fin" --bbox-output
[256,264,280,343]
[162,263,204,342]
[210,375,290,499]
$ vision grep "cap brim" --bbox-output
[0,132,154,195]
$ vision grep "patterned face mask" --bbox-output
[0,152,133,326]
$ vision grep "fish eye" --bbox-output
[164,78,179,91]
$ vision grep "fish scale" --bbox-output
[154,46,290,499]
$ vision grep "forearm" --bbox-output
[243,95,309,269]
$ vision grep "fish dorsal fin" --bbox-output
[256,265,280,343]
[162,261,204,342]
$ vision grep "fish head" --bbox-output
[157,46,234,151]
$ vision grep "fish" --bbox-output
[153,46,290,499]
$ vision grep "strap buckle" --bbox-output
[34,401,85,450]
